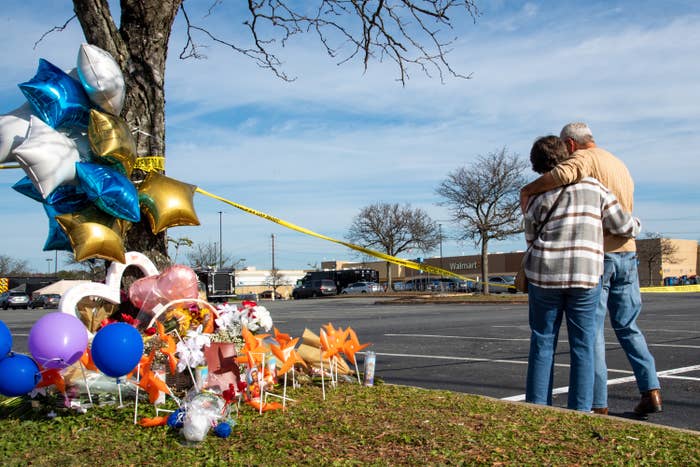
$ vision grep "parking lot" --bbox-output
[4,292,699,432]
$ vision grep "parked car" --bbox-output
[29,293,61,309]
[0,291,30,309]
[292,279,337,299]
[258,290,283,300]
[341,281,382,294]
[488,275,517,293]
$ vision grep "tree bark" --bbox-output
[480,237,489,294]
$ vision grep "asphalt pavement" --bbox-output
[3,293,699,432]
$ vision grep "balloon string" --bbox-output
[194,187,471,281]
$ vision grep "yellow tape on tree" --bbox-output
[195,187,471,282]
[134,156,165,172]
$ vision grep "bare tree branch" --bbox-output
[33,15,77,50]
[178,0,478,85]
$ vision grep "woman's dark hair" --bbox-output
[530,135,570,174]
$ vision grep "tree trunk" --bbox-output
[480,238,489,294]
[73,0,182,269]
[385,261,392,291]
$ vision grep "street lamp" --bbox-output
[218,211,223,269]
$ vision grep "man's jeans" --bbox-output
[526,283,600,411]
[593,252,660,409]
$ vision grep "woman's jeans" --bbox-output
[593,252,660,409]
[526,282,601,411]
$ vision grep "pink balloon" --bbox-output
[157,265,199,302]
[128,265,198,313]
[128,275,160,310]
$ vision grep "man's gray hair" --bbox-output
[560,122,595,145]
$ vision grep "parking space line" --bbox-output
[502,364,700,401]
[384,333,529,342]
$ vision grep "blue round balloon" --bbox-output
[213,421,232,438]
[18,58,91,129]
[76,162,140,222]
[167,408,185,429]
[0,321,12,360]
[91,323,144,378]
[0,353,41,397]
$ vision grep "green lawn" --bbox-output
[1,383,698,466]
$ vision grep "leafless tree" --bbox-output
[167,236,194,264]
[0,255,31,276]
[186,240,233,269]
[436,148,528,294]
[63,255,106,281]
[43,1,478,264]
[347,202,439,288]
[265,268,290,299]
[637,233,680,286]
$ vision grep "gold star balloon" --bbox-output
[56,206,126,263]
[138,172,200,234]
[88,109,136,176]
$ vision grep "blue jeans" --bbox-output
[526,282,601,411]
[593,252,660,409]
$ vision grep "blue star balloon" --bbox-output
[75,162,140,222]
[45,182,91,213]
[12,176,44,203]
[42,203,73,252]
[19,58,91,129]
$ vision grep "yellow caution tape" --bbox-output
[640,284,700,293]
[0,164,21,170]
[195,187,480,283]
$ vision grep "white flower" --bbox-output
[239,305,273,333]
[175,327,212,372]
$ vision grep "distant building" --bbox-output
[329,238,699,287]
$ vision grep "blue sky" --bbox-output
[1,1,699,273]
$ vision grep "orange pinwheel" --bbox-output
[37,367,66,393]
[137,369,172,404]
[138,416,169,427]
[341,327,370,365]
[246,399,283,412]
[127,349,155,380]
[80,348,98,372]
[235,327,268,365]
[270,337,307,375]
[320,326,348,360]
[273,327,292,347]
[155,321,178,374]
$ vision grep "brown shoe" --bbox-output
[634,389,662,414]
[592,407,609,415]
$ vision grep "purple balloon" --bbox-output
[28,312,88,369]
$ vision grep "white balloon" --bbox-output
[0,103,32,163]
[77,43,126,115]
[13,116,80,198]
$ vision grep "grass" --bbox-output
[1,382,698,466]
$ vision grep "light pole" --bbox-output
[218,211,223,269]
[46,258,52,274]
[439,223,443,277]
[54,250,58,274]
